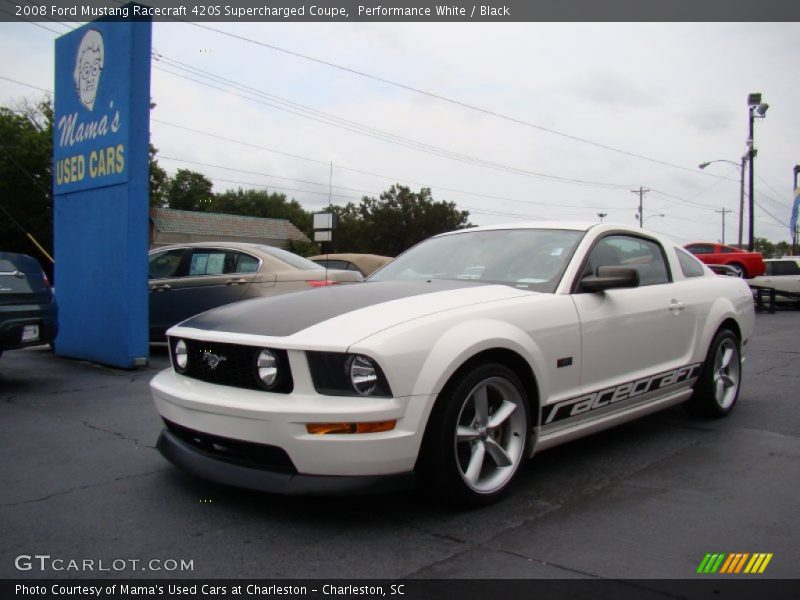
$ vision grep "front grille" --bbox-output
[164,419,297,473]
[169,338,293,393]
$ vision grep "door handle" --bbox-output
[669,299,687,312]
[150,284,171,292]
[226,278,247,285]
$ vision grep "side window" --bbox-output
[148,249,186,279]
[227,252,260,274]
[676,248,705,278]
[770,261,800,276]
[686,244,714,255]
[720,246,738,254]
[189,250,227,276]
[585,235,669,286]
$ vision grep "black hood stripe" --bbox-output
[178,279,488,337]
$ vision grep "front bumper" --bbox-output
[157,426,416,495]
[151,363,433,486]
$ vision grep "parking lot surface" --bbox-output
[1,313,798,580]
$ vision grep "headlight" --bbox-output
[348,355,379,396]
[306,352,392,397]
[256,348,278,388]
[174,339,188,372]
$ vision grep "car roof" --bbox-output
[151,241,273,251]
[450,221,598,234]
[308,253,393,261]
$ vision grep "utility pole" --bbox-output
[715,208,732,245]
[631,187,650,227]
[738,155,747,247]
[793,165,800,256]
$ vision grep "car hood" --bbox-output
[173,279,533,348]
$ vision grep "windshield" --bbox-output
[368,228,584,292]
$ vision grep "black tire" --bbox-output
[418,363,531,506]
[728,262,747,278]
[684,329,741,418]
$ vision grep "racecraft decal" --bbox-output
[544,362,703,425]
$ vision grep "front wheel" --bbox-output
[728,263,747,278]
[418,363,530,506]
[684,329,741,418]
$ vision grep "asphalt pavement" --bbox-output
[1,312,798,581]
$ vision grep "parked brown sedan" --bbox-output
[308,253,393,277]
[148,242,362,340]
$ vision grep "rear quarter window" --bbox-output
[676,248,706,278]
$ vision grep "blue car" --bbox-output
[0,252,58,358]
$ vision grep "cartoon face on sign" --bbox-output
[73,29,104,111]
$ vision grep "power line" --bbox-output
[206,177,363,202]
[204,176,546,221]
[189,23,728,179]
[2,68,786,235]
[0,74,51,95]
[158,156,379,196]
[0,141,52,196]
[151,55,634,191]
[154,124,634,212]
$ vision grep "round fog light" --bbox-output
[257,349,278,388]
[174,339,188,372]
[349,355,378,396]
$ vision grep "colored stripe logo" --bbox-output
[697,553,773,574]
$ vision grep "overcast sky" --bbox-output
[2,20,799,244]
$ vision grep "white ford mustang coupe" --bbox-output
[151,222,754,505]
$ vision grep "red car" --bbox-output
[684,243,765,278]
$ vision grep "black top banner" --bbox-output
[5,0,800,22]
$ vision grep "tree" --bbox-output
[0,97,54,272]
[149,143,169,207]
[330,185,472,256]
[754,238,775,258]
[166,169,214,211]
[212,188,313,233]
[1,95,186,270]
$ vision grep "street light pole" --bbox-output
[643,213,665,226]
[747,93,768,252]
[698,158,748,246]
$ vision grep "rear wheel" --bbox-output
[419,363,530,506]
[684,329,741,418]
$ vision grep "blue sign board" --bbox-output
[53,13,151,368]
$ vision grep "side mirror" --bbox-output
[581,266,640,292]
